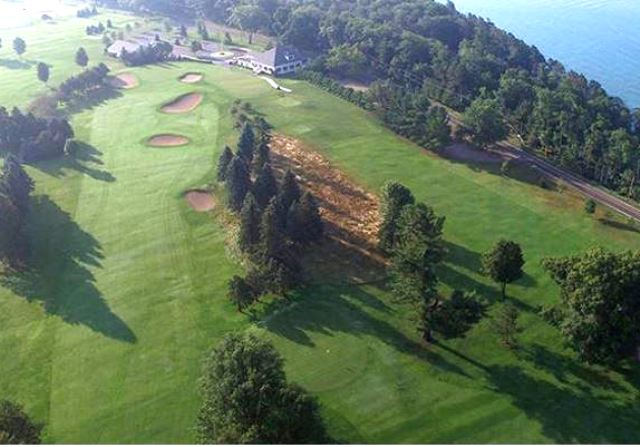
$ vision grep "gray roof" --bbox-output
[253,46,308,68]
[107,40,142,55]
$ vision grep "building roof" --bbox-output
[252,46,308,68]
[107,40,142,55]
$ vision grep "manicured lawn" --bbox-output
[0,10,639,444]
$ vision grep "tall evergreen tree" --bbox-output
[252,141,270,175]
[287,192,323,244]
[237,122,256,164]
[253,163,278,209]
[238,193,261,253]
[227,275,256,312]
[389,202,446,342]
[12,37,26,57]
[226,156,251,211]
[1,155,33,215]
[36,63,49,84]
[216,145,234,182]
[378,181,415,252]
[277,169,300,214]
[75,47,89,67]
[259,197,286,261]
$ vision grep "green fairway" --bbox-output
[1,9,640,444]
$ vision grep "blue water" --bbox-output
[448,0,640,108]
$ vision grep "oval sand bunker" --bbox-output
[147,134,190,147]
[185,190,216,212]
[180,73,204,84]
[111,73,139,89]
[161,93,203,114]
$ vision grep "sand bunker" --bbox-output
[185,190,216,211]
[111,73,139,89]
[161,93,203,114]
[180,73,204,84]
[147,134,190,147]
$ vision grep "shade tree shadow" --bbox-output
[62,85,124,115]
[518,343,626,393]
[1,195,136,343]
[598,218,640,234]
[487,364,640,443]
[35,142,116,183]
[0,58,37,70]
[439,263,536,313]
[262,283,473,380]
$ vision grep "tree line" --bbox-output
[216,101,323,312]
[0,107,74,163]
[119,41,173,66]
[108,0,640,199]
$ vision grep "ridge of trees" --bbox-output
[0,106,74,163]
[120,41,173,66]
[216,101,324,311]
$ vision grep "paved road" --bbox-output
[448,115,640,222]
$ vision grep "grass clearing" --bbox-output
[0,10,639,444]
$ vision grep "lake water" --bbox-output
[448,0,640,108]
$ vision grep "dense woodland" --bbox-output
[100,0,640,199]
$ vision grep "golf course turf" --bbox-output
[1,10,640,444]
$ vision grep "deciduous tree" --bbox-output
[75,47,89,67]
[197,332,327,444]
[482,240,525,300]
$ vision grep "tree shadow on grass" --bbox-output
[34,142,116,183]
[518,343,627,393]
[486,364,640,443]
[0,58,37,70]
[439,263,536,313]
[261,283,473,379]
[1,195,136,343]
[598,218,640,234]
[61,85,124,115]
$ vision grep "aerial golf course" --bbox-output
[0,9,639,444]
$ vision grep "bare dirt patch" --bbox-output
[147,134,190,147]
[270,134,386,284]
[161,93,203,114]
[185,190,216,211]
[179,73,204,84]
[110,73,139,89]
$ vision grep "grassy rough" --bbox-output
[0,10,639,444]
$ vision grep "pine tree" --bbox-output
[237,122,255,164]
[287,192,322,244]
[259,197,285,261]
[378,181,415,252]
[226,156,251,211]
[298,192,323,243]
[252,141,270,175]
[1,155,34,214]
[216,145,234,182]
[238,193,261,253]
[227,275,256,312]
[36,63,49,84]
[75,47,89,67]
[253,163,278,209]
[278,169,300,213]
